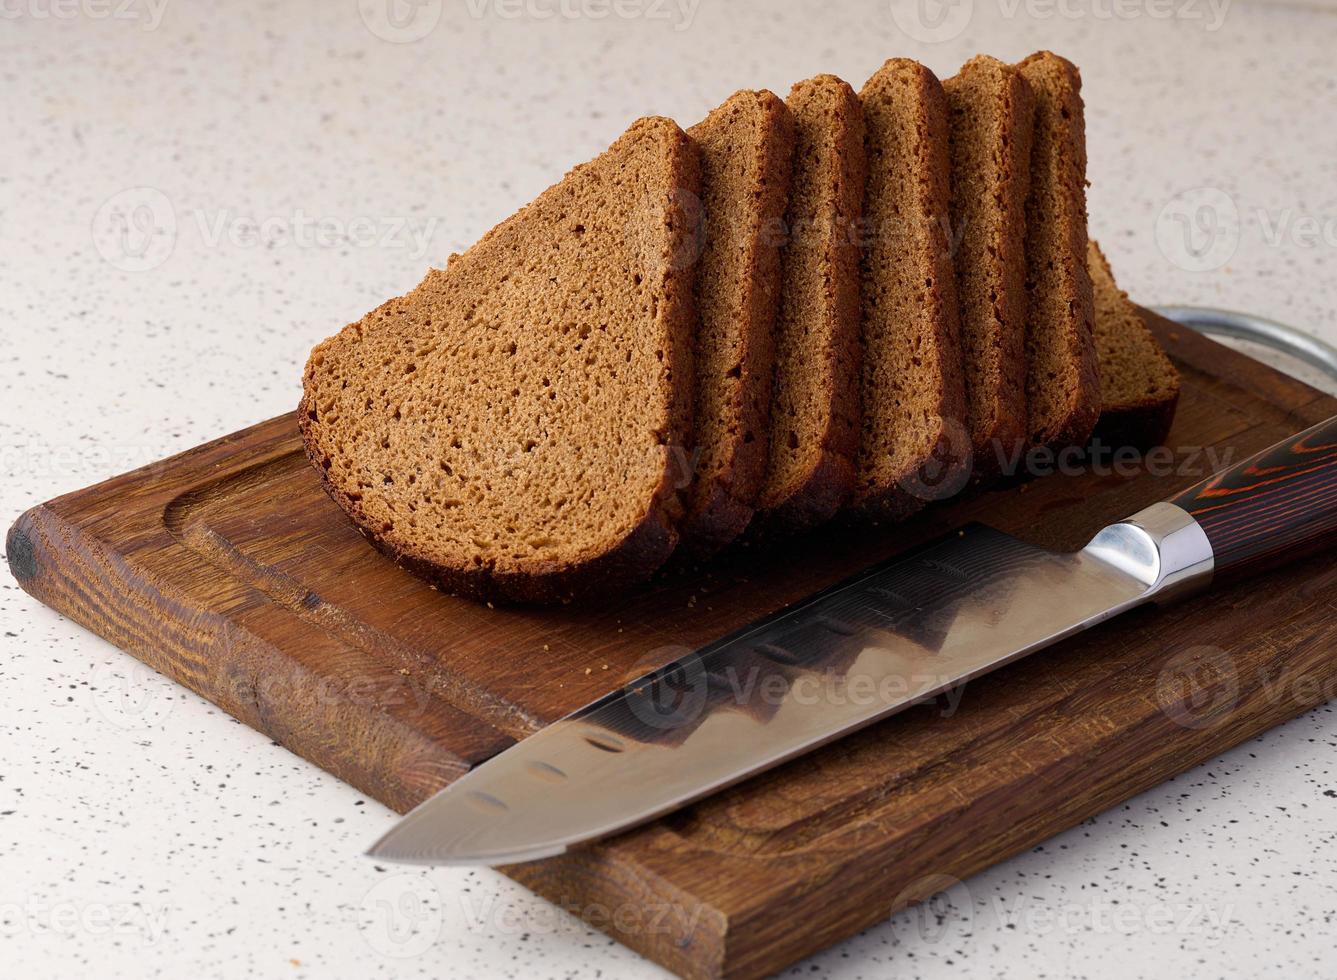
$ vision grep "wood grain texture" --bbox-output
[8,311,1337,979]
[1172,413,1337,582]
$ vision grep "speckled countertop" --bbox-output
[3,2,1337,977]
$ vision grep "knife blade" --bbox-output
[368,415,1337,866]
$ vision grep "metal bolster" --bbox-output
[1083,502,1215,603]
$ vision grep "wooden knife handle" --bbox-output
[1171,414,1337,583]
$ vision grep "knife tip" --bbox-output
[363,831,569,867]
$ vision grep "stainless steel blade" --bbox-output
[367,502,1213,866]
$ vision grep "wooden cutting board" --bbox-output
[9,312,1337,979]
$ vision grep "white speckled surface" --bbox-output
[3,2,1336,977]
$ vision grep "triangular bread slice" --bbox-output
[853,58,968,519]
[754,74,867,534]
[299,117,701,604]
[678,90,795,557]
[945,55,1034,479]
[1088,240,1181,448]
[1016,51,1101,450]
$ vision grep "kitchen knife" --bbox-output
[368,415,1337,866]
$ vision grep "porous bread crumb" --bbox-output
[1016,51,1102,450]
[299,117,701,604]
[853,58,968,519]
[679,90,796,557]
[944,56,1034,478]
[756,74,867,533]
[1088,240,1181,448]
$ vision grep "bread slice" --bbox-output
[945,56,1034,479]
[1088,240,1181,448]
[853,59,968,518]
[299,117,701,604]
[1016,51,1101,451]
[677,90,795,557]
[754,74,867,533]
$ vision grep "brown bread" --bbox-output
[678,90,796,557]
[945,55,1034,479]
[299,117,701,604]
[754,74,867,533]
[1088,240,1181,448]
[853,58,968,519]
[1016,51,1101,451]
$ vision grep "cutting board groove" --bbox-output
[9,312,1337,979]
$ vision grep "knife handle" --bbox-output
[1170,414,1337,583]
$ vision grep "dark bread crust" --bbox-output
[853,58,968,521]
[299,117,701,605]
[1088,240,1181,450]
[298,409,683,604]
[755,74,867,535]
[757,449,856,534]
[679,90,796,557]
[298,411,684,604]
[1093,399,1179,452]
[945,56,1034,480]
[1016,51,1101,451]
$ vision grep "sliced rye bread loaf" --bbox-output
[945,55,1034,480]
[1088,239,1181,448]
[1016,51,1101,451]
[678,90,796,557]
[852,58,968,519]
[753,74,867,534]
[299,117,701,604]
